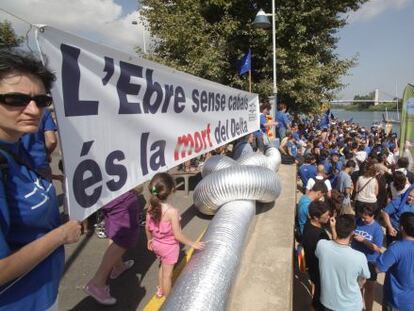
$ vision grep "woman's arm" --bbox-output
[145,213,153,250]
[169,209,204,250]
[0,220,81,286]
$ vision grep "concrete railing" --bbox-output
[227,164,297,311]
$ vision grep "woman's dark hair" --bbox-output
[363,163,377,177]
[260,102,271,112]
[393,171,407,192]
[148,173,175,223]
[335,214,356,239]
[400,212,414,237]
[0,49,55,92]
[328,189,344,216]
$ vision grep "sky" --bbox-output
[1,0,413,100]
[337,0,414,99]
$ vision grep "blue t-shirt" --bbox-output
[324,160,343,187]
[0,141,63,311]
[384,199,414,232]
[21,109,57,170]
[376,239,414,311]
[259,113,267,133]
[335,170,352,204]
[351,218,384,262]
[287,141,297,158]
[232,140,253,160]
[276,111,290,129]
[316,240,370,311]
[292,131,300,141]
[298,164,317,187]
[297,195,312,234]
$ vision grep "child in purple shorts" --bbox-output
[145,173,205,298]
[84,188,142,305]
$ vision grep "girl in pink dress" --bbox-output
[145,173,204,298]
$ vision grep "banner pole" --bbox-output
[248,70,252,93]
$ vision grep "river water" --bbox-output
[330,109,400,134]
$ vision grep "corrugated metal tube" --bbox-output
[161,146,282,311]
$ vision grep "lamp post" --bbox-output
[132,20,147,54]
[253,2,277,130]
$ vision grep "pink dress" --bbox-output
[146,207,180,264]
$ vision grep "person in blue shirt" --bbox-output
[335,160,355,213]
[316,214,370,311]
[291,124,300,142]
[376,212,414,311]
[351,204,384,311]
[232,133,254,160]
[255,102,277,151]
[382,187,414,245]
[297,181,328,236]
[298,154,317,190]
[21,108,57,180]
[276,102,290,139]
[0,49,81,310]
[324,152,343,187]
[286,136,298,160]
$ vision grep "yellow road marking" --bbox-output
[143,228,207,311]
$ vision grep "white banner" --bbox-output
[35,26,259,220]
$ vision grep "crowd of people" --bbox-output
[286,110,414,311]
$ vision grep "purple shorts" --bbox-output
[102,191,141,249]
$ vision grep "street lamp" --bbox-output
[253,3,277,123]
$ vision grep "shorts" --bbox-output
[103,192,141,249]
[152,240,179,265]
[368,261,378,281]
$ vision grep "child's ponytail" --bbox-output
[148,173,175,223]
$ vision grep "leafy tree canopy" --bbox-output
[0,20,24,49]
[140,0,367,113]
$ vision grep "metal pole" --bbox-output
[143,30,147,54]
[271,0,277,137]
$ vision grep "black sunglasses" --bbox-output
[0,93,53,108]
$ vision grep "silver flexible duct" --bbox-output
[194,165,281,215]
[161,147,282,311]
[161,200,255,311]
[201,155,237,178]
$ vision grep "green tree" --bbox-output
[0,20,24,49]
[140,0,367,113]
[353,91,375,109]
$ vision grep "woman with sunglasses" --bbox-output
[0,49,81,311]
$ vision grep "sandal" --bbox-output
[156,286,164,298]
